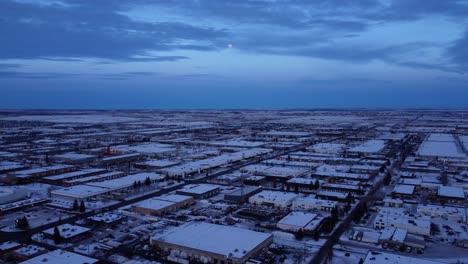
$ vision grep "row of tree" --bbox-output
[72,200,86,212]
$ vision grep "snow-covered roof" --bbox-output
[177,184,220,195]
[14,165,75,177]
[363,251,443,264]
[42,224,90,239]
[392,184,415,195]
[163,148,271,175]
[19,249,98,264]
[348,140,385,153]
[249,190,298,204]
[51,185,108,199]
[437,186,465,199]
[417,133,466,158]
[277,211,318,228]
[152,222,272,260]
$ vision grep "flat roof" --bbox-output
[42,224,90,239]
[152,222,272,260]
[363,251,443,264]
[277,211,318,228]
[19,249,98,264]
[438,186,465,199]
[392,184,415,195]
[177,184,220,195]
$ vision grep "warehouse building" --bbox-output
[150,222,273,264]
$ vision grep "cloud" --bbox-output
[448,28,468,71]
[0,70,160,80]
[0,0,227,61]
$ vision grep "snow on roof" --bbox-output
[349,139,385,153]
[114,142,174,155]
[392,228,407,243]
[287,177,315,185]
[64,171,125,184]
[392,184,415,195]
[437,186,465,199]
[277,211,318,228]
[363,251,443,264]
[43,169,106,181]
[152,222,272,260]
[177,184,220,195]
[205,139,265,148]
[14,165,75,177]
[101,153,141,161]
[87,213,125,224]
[19,249,98,264]
[0,241,21,250]
[316,190,349,199]
[417,204,466,216]
[158,194,193,203]
[85,172,163,190]
[417,133,466,158]
[14,244,45,256]
[43,224,90,238]
[259,131,311,137]
[51,185,108,199]
[309,143,345,153]
[293,196,337,208]
[133,198,174,210]
[249,190,298,204]
[53,153,96,160]
[136,159,180,167]
[163,148,271,175]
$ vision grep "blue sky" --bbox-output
[1,0,468,109]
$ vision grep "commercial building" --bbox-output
[150,222,273,264]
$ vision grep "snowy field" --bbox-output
[0,114,139,123]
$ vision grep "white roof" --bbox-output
[85,172,163,190]
[51,185,108,199]
[152,222,272,260]
[349,140,385,153]
[417,134,466,158]
[134,198,174,210]
[19,249,98,264]
[42,224,90,239]
[277,211,318,228]
[392,184,415,195]
[177,184,220,195]
[363,251,443,264]
[438,186,465,199]
[250,190,298,204]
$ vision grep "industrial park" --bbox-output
[0,110,467,264]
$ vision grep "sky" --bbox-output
[1,0,468,109]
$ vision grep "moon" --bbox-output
[227,43,233,48]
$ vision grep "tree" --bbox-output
[313,230,320,241]
[73,200,79,210]
[294,185,299,193]
[22,216,29,228]
[440,172,448,185]
[358,258,364,264]
[314,179,320,190]
[144,176,151,186]
[331,206,338,221]
[133,180,137,189]
[53,226,62,244]
[295,228,304,240]
[137,180,142,187]
[431,223,440,235]
[79,200,86,213]
[384,172,392,185]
